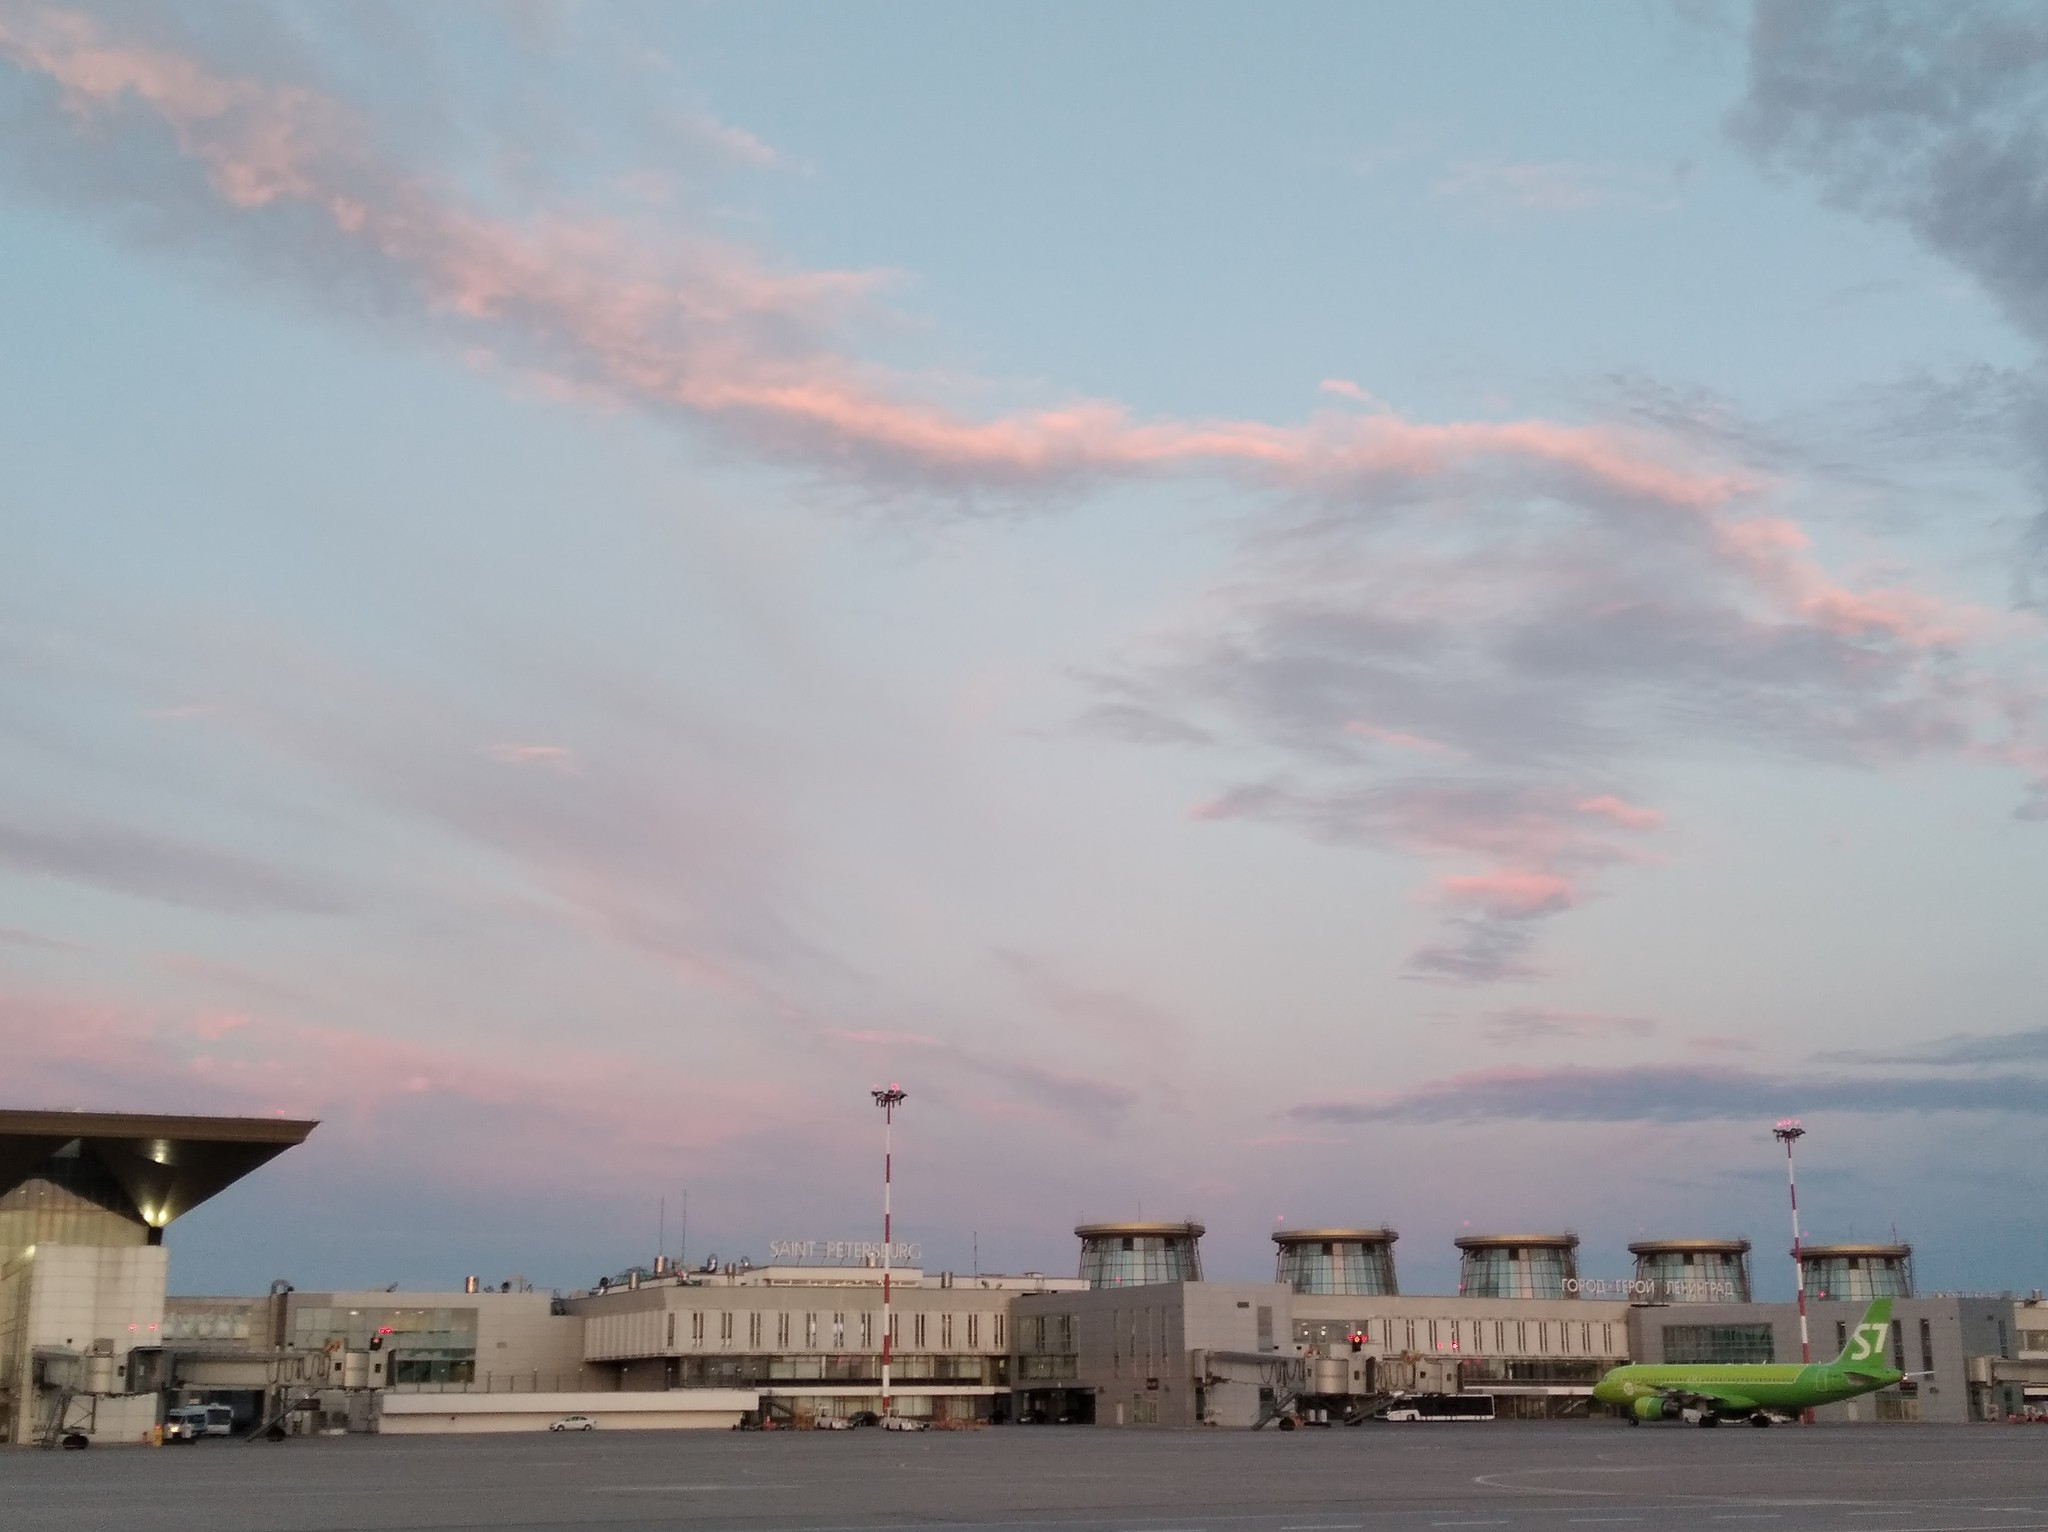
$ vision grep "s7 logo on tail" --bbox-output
[1846,1322,1887,1362]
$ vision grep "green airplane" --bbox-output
[1593,1297,1901,1427]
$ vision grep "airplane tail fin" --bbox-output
[1831,1298,1894,1367]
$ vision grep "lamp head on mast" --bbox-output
[1773,1118,1805,1147]
[872,1085,907,1111]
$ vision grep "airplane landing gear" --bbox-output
[1749,1414,1773,1428]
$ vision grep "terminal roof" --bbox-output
[1454,1232,1579,1249]
[0,1108,317,1233]
[1627,1237,1753,1254]
[1272,1227,1398,1244]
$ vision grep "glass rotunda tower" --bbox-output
[1273,1228,1399,1296]
[1075,1221,1204,1288]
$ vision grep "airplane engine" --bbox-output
[1633,1394,1681,1422]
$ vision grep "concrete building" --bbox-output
[0,1109,316,1446]
[565,1263,1082,1426]
[12,1101,2048,1439]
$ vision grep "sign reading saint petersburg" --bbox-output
[767,1239,921,1265]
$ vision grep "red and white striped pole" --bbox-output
[873,1085,907,1418]
[1775,1118,1813,1423]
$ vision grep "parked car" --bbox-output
[847,1411,880,1428]
[880,1416,929,1431]
[548,1414,598,1432]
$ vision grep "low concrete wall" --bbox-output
[379,1389,758,1434]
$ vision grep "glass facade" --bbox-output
[1275,1234,1398,1295]
[1800,1247,1913,1301]
[1629,1244,1752,1303]
[0,1146,151,1263]
[1078,1226,1203,1288]
[1663,1324,1775,1364]
[163,1301,265,1342]
[1457,1239,1578,1299]
[290,1305,479,1384]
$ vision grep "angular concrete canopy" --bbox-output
[0,1109,317,1237]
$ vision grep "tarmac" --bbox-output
[3,1423,2047,1532]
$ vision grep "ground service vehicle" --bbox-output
[1593,1297,1903,1427]
[165,1404,234,1441]
[1380,1393,1496,1422]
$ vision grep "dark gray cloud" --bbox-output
[0,819,349,916]
[0,923,83,951]
[1736,2,2048,346]
[1817,1026,2048,1067]
[1291,1060,2048,1125]
[1407,918,1544,985]
[1736,0,2048,586]
[1478,1007,1658,1044]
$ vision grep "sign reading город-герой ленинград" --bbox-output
[766,1240,922,1265]
[1562,1277,1740,1300]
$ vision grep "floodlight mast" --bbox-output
[872,1085,907,1418]
[1774,1118,1812,1422]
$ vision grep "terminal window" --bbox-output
[1663,1324,1774,1364]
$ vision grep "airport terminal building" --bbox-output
[5,1108,2046,1443]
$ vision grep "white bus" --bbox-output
[1379,1393,1496,1423]
[165,1403,235,1441]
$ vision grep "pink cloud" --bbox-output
[0,7,1750,511]
[1345,721,1458,755]
[484,742,580,773]
[1437,868,1577,918]
[1575,794,1663,830]
[1318,378,1386,409]
[0,985,786,1193]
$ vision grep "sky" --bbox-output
[4,1,2048,1300]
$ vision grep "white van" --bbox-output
[165,1403,234,1441]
